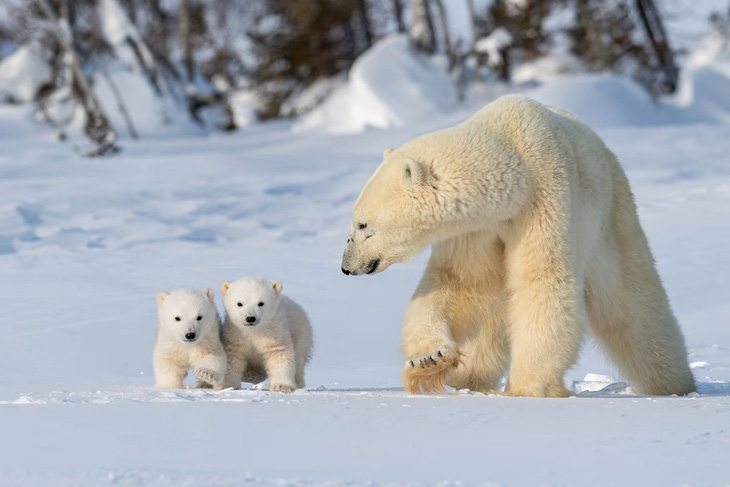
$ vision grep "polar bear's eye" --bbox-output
[258,302,264,307]
[237,302,242,307]
[358,222,367,230]
[196,316,202,321]
[175,316,181,321]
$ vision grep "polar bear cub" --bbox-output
[153,288,227,389]
[220,277,313,393]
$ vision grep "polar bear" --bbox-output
[220,277,313,393]
[153,288,227,389]
[341,95,696,397]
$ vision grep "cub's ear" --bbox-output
[204,288,215,301]
[383,147,394,159]
[156,291,168,307]
[272,280,283,293]
[402,157,427,187]
[220,281,231,295]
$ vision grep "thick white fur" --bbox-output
[153,288,227,389]
[220,277,313,393]
[341,95,696,397]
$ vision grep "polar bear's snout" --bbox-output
[184,331,197,342]
[341,255,380,276]
[341,230,382,276]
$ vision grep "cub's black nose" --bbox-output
[184,332,196,341]
[341,267,351,275]
[246,316,256,324]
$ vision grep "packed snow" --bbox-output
[2,25,730,487]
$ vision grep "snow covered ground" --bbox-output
[2,39,730,486]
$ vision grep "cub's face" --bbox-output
[221,278,282,328]
[341,148,433,276]
[156,288,218,344]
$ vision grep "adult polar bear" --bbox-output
[341,95,696,397]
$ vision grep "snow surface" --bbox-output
[2,96,730,485]
[2,29,730,487]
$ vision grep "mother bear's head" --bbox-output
[341,147,437,276]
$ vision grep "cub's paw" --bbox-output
[194,368,221,386]
[403,347,461,394]
[271,383,296,394]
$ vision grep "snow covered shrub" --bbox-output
[567,0,677,95]
[246,0,366,119]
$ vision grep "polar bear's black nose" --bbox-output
[246,316,256,324]
[185,332,196,341]
[341,267,351,275]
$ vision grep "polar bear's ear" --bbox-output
[402,158,427,187]
[220,281,231,295]
[204,288,215,301]
[272,280,283,293]
[383,147,394,159]
[156,291,168,307]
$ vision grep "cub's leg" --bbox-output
[154,357,187,389]
[219,343,247,390]
[192,345,227,389]
[294,352,306,389]
[504,204,585,398]
[262,343,297,393]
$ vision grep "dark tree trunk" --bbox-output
[466,0,485,80]
[357,0,373,48]
[433,0,455,70]
[410,0,436,53]
[393,0,405,33]
[179,0,194,82]
[635,0,678,93]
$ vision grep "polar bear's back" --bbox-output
[464,95,623,265]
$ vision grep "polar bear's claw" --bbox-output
[403,347,461,394]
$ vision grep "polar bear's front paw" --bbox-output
[271,383,296,394]
[403,347,461,394]
[194,368,221,386]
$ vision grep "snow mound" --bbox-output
[527,74,688,128]
[674,22,730,123]
[0,44,52,103]
[294,35,458,134]
[511,52,585,84]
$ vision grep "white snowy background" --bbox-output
[1,2,730,486]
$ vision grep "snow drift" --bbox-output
[0,44,52,103]
[674,24,730,123]
[294,36,458,135]
[527,74,693,128]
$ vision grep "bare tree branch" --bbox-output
[37,0,118,156]
[635,0,678,93]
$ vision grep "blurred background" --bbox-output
[1,0,729,155]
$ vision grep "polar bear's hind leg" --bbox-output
[586,171,696,396]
